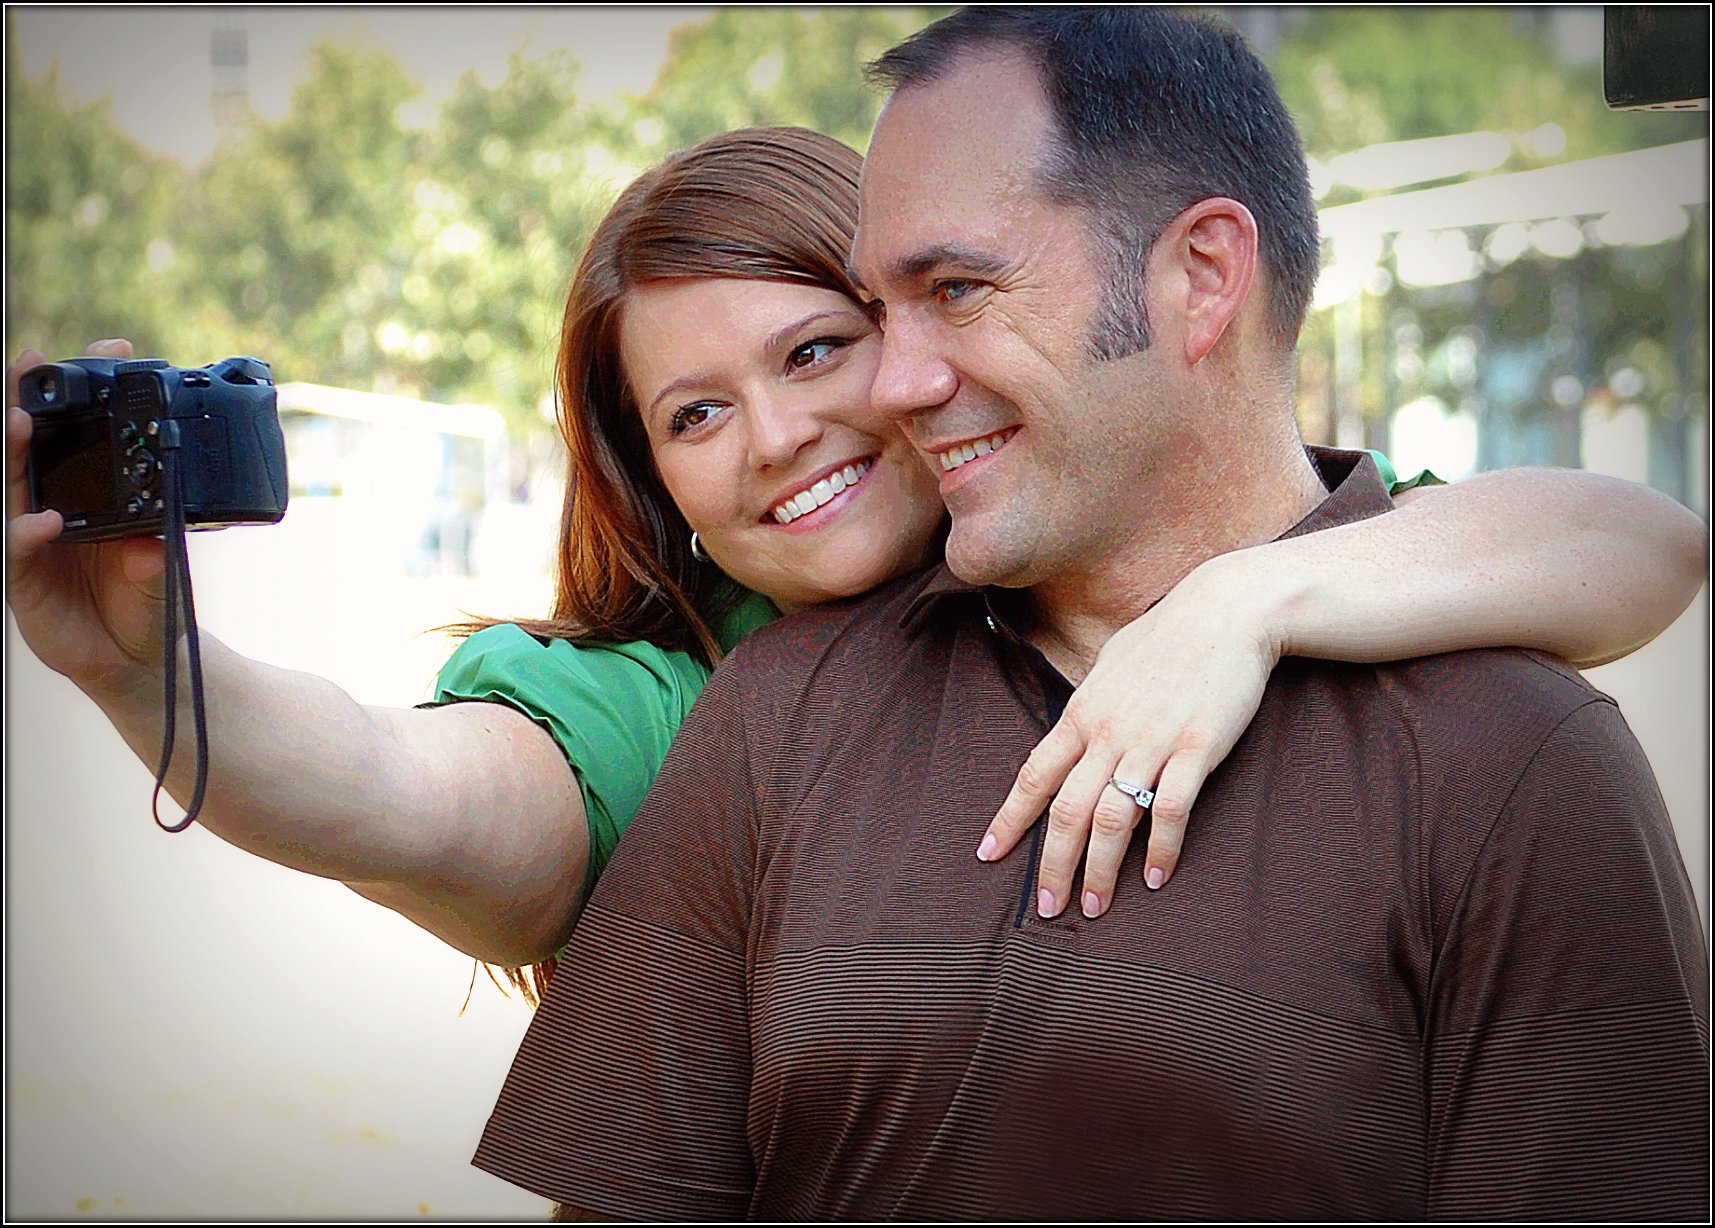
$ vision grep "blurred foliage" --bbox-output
[181,43,422,389]
[5,20,186,361]
[610,7,952,157]
[404,49,614,418]
[4,6,1707,470]
[1274,8,1703,162]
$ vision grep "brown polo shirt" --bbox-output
[475,449,1710,1220]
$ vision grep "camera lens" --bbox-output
[37,374,61,405]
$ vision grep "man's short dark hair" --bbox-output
[867,6,1320,357]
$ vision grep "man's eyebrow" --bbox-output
[846,244,1009,294]
[888,244,1010,284]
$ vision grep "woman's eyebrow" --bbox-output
[646,370,720,418]
[763,310,855,355]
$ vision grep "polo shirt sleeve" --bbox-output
[1425,697,1710,1220]
[471,647,763,1220]
[426,624,712,891]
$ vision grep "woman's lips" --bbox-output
[766,458,873,527]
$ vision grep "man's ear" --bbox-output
[1159,198,1259,365]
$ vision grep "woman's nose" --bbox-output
[745,391,824,471]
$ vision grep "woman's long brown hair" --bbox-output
[462,128,867,1005]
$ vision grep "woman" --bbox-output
[5,128,1706,1005]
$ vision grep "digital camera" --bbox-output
[21,356,289,542]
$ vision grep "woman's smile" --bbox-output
[765,455,874,528]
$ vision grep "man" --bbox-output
[474,9,1708,1219]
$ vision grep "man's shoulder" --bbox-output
[1365,645,1614,763]
[1278,646,1624,855]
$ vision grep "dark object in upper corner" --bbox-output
[1604,6,1710,111]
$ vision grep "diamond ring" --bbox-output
[1110,777,1156,810]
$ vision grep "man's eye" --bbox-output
[787,338,845,370]
[933,280,979,305]
[669,402,725,435]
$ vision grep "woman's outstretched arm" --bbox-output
[986,464,1709,917]
[8,343,588,967]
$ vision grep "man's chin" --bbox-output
[942,527,1040,591]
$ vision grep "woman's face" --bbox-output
[619,277,945,612]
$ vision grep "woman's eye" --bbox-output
[669,401,725,435]
[787,337,847,370]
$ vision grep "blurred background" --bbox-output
[5,6,1708,1220]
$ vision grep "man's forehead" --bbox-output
[853,49,1054,283]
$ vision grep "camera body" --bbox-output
[21,356,289,542]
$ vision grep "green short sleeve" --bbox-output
[1367,449,1447,496]
[426,625,715,896]
[422,589,779,899]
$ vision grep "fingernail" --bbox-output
[976,833,997,862]
[1082,890,1102,918]
[1146,867,1166,890]
[1037,888,1057,917]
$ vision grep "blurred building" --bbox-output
[1301,139,1708,517]
[209,18,250,147]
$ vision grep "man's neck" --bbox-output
[1023,439,1328,683]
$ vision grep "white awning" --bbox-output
[1319,139,1708,241]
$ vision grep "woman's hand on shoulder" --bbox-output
[7,339,168,696]
[980,553,1287,918]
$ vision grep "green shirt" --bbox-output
[429,450,1437,896]
[428,588,778,892]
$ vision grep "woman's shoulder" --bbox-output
[434,623,713,726]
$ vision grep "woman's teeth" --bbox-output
[771,460,870,524]
[939,428,1017,472]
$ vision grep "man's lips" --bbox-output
[933,427,1019,473]
[926,427,1019,495]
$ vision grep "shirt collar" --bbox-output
[901,445,1393,632]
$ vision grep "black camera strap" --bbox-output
[151,422,210,833]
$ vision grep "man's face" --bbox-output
[851,50,1185,590]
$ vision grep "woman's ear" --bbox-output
[1157,197,1260,366]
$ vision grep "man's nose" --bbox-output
[745,391,823,472]
[866,312,957,426]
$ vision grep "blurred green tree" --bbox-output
[175,41,422,390]
[1265,5,1707,477]
[1272,7,1705,174]
[4,16,186,363]
[400,49,615,433]
[610,7,952,160]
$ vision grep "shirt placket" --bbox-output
[980,596,1070,932]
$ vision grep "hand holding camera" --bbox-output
[9,338,288,689]
[10,336,288,830]
[7,340,171,695]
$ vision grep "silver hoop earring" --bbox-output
[690,531,710,563]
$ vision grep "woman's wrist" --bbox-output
[1180,547,1303,669]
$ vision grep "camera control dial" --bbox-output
[124,444,159,487]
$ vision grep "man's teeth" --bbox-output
[939,429,1017,472]
[771,461,870,524]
